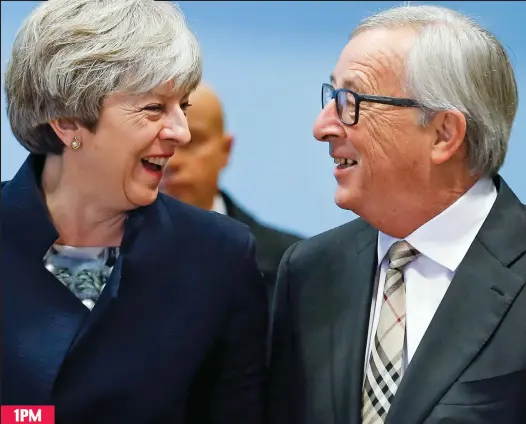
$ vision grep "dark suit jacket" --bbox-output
[221,191,303,301]
[267,176,526,424]
[2,155,268,424]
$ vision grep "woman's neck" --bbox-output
[41,154,126,247]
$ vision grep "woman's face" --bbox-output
[74,82,192,210]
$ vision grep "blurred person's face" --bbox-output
[313,28,438,229]
[53,81,192,210]
[160,85,233,210]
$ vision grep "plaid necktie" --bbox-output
[362,240,419,424]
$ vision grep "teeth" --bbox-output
[333,157,357,166]
[143,157,169,167]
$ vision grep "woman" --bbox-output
[1,1,267,423]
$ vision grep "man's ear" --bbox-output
[49,118,81,148]
[223,133,234,155]
[429,109,467,165]
[221,133,234,169]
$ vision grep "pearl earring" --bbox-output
[71,136,81,150]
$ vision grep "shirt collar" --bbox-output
[212,193,228,215]
[378,178,497,272]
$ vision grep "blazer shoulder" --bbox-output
[157,193,252,247]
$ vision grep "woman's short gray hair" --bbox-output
[5,0,202,154]
[352,5,518,177]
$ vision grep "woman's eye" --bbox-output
[142,104,163,112]
[181,102,192,112]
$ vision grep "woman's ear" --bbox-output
[49,118,80,148]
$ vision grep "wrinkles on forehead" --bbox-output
[332,28,415,97]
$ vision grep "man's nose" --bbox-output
[312,100,345,142]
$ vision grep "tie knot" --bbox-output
[387,240,419,270]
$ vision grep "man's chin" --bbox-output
[334,188,358,212]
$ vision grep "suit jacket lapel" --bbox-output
[330,223,378,424]
[387,177,526,424]
[387,240,525,424]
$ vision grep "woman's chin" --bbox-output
[125,185,160,209]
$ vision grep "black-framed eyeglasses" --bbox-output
[321,83,420,126]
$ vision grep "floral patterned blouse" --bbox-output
[44,244,120,310]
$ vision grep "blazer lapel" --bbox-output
[387,177,526,424]
[3,265,90,403]
[69,205,147,352]
[2,155,89,402]
[68,253,124,352]
[331,224,378,424]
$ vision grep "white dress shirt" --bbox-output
[364,178,498,374]
[212,193,227,215]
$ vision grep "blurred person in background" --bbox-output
[267,4,526,424]
[161,83,303,301]
[2,1,267,423]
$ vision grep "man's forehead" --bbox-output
[187,97,225,136]
[330,28,415,92]
[344,27,416,61]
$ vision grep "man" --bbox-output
[161,83,302,300]
[267,5,525,424]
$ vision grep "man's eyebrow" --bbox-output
[329,74,364,92]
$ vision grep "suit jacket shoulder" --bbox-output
[285,216,376,270]
[158,192,253,254]
[221,191,303,274]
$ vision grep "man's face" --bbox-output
[160,86,232,210]
[313,28,436,229]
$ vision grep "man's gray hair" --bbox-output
[352,5,518,177]
[4,0,202,154]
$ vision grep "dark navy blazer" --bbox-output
[2,154,268,424]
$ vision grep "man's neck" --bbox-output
[377,174,481,239]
